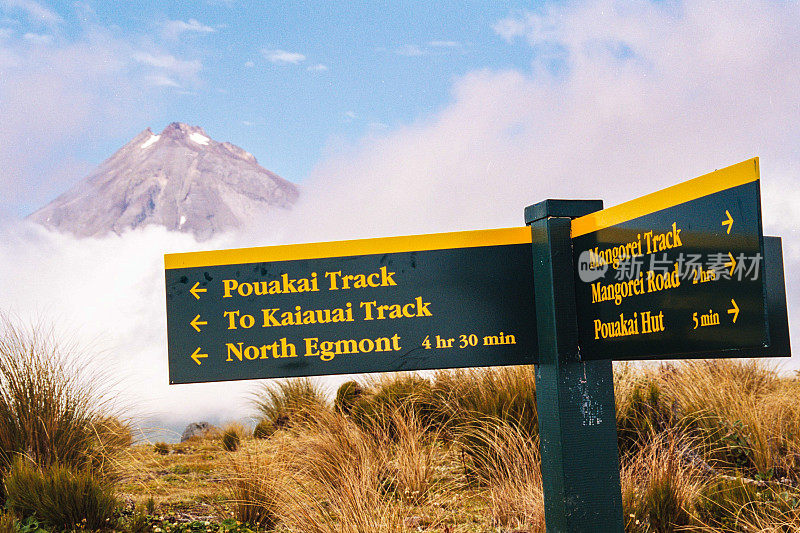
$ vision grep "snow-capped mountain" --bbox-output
[27,123,299,239]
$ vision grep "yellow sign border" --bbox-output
[165,226,532,270]
[571,158,760,238]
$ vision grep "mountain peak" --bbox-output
[28,124,299,239]
[161,122,209,141]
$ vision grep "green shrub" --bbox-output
[335,380,364,414]
[4,458,117,530]
[145,495,156,515]
[222,427,241,452]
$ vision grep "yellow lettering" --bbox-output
[223,279,238,298]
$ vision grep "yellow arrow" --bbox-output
[190,282,207,300]
[191,347,208,365]
[725,252,736,277]
[728,299,740,323]
[722,209,734,234]
[190,314,207,332]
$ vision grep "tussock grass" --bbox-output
[0,511,15,533]
[621,430,703,532]
[0,317,122,472]
[462,419,545,530]
[251,377,329,431]
[224,453,282,529]
[0,314,128,521]
[432,366,538,436]
[4,457,118,530]
[217,361,800,532]
[278,411,412,533]
[650,360,800,480]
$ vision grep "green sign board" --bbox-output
[571,158,769,360]
[165,228,539,384]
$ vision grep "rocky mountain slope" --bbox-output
[28,123,299,239]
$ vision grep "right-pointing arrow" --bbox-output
[727,299,739,324]
[191,347,208,365]
[725,252,737,277]
[722,209,734,234]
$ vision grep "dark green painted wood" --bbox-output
[761,237,791,357]
[525,199,604,224]
[166,243,539,384]
[527,199,624,532]
[572,181,769,360]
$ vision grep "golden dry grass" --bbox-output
[43,359,800,532]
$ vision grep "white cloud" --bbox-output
[161,18,215,40]
[21,31,50,44]
[145,74,181,88]
[0,24,205,215]
[492,10,538,43]
[133,52,201,75]
[393,44,426,57]
[132,52,202,88]
[307,63,328,72]
[0,0,61,27]
[0,29,142,211]
[244,60,254,68]
[299,1,800,236]
[428,40,460,48]
[261,48,306,65]
[0,222,266,428]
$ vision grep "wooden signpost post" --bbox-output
[165,157,791,532]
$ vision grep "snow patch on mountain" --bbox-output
[141,134,160,149]
[189,132,209,145]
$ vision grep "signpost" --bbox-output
[164,157,791,533]
[571,158,768,360]
[165,228,539,384]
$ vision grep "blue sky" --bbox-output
[1,0,799,424]
[1,0,542,216]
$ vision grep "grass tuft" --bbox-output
[4,457,117,530]
[221,424,244,452]
[0,317,122,473]
[251,377,329,431]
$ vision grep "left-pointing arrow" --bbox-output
[190,282,207,300]
[190,314,207,332]
[191,347,208,365]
